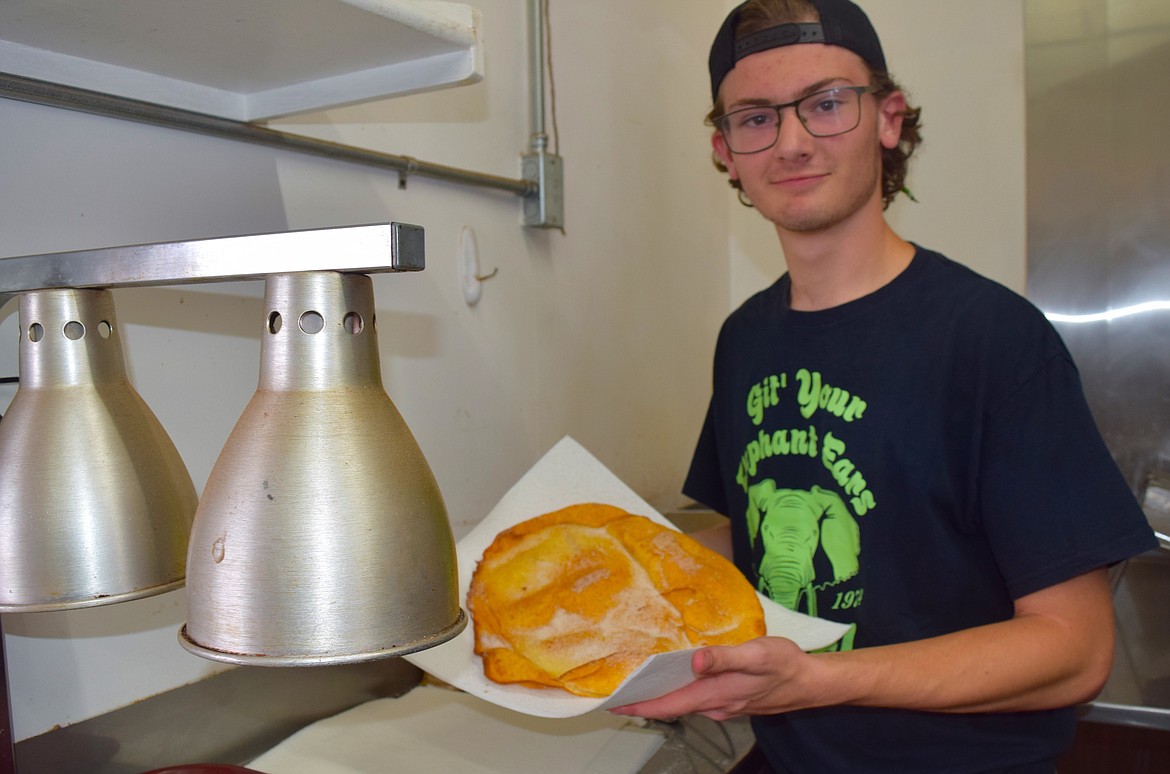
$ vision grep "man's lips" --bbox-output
[773,172,827,186]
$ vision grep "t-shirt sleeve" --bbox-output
[683,397,730,517]
[977,354,1157,599]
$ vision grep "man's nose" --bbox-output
[773,107,814,158]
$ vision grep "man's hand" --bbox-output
[610,636,827,721]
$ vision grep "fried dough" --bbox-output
[468,503,765,697]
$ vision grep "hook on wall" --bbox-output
[459,226,498,307]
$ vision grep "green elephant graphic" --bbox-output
[746,480,861,616]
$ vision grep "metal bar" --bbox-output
[1081,701,1170,733]
[0,223,424,294]
[528,0,548,153]
[0,73,535,198]
[0,617,15,774]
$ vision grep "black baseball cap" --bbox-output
[708,0,888,103]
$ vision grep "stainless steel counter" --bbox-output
[11,659,756,773]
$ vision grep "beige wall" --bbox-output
[0,0,1026,740]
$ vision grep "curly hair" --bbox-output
[708,0,922,209]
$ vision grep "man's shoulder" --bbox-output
[722,276,788,326]
[912,245,1007,290]
[913,245,1070,367]
[911,246,1040,317]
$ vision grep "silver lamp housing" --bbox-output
[180,271,465,665]
[0,288,197,612]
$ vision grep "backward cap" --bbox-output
[708,0,888,103]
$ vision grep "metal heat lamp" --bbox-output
[0,223,465,767]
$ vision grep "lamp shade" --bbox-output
[0,288,197,611]
[180,272,464,665]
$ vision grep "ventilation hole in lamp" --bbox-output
[28,323,44,343]
[98,320,112,339]
[267,312,283,335]
[300,311,324,334]
[343,312,364,335]
[64,321,85,341]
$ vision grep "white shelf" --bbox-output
[0,0,483,122]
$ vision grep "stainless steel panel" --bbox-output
[1026,5,1170,492]
[1026,0,1170,727]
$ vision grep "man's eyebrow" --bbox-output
[726,76,857,109]
[799,76,852,96]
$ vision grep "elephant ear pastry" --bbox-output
[467,502,765,697]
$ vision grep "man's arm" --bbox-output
[611,567,1114,720]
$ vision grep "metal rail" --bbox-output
[0,73,535,199]
[0,222,423,293]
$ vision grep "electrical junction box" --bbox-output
[522,151,565,230]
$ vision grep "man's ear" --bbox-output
[712,130,739,182]
[878,91,907,150]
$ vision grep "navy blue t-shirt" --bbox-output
[684,247,1156,773]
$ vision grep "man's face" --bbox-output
[712,44,905,235]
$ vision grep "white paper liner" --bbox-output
[405,437,850,718]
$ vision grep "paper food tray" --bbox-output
[405,436,850,718]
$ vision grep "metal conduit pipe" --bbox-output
[0,71,536,198]
[521,0,564,229]
[528,0,548,155]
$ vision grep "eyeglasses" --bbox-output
[712,86,875,154]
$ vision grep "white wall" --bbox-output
[0,0,1027,742]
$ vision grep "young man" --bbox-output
[610,1,1157,771]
